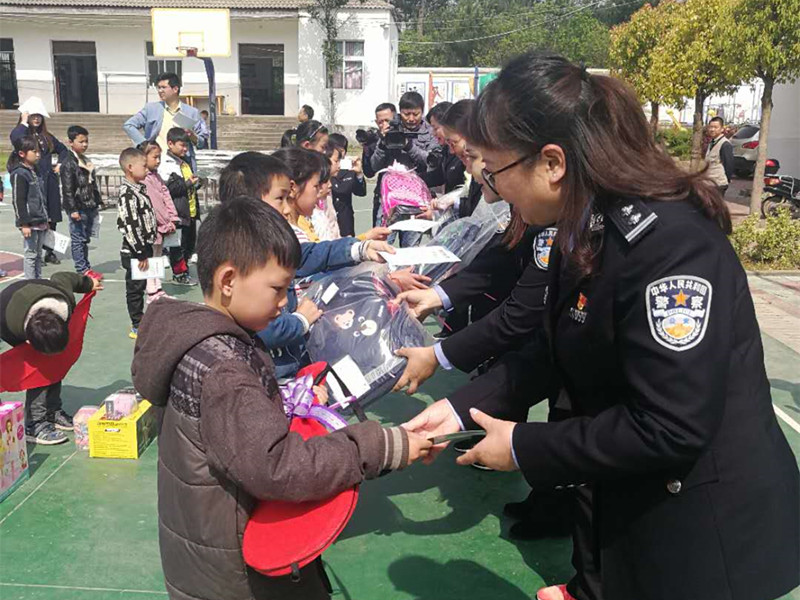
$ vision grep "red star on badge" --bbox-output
[672,290,689,306]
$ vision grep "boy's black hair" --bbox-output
[200,110,209,117]
[219,152,292,203]
[167,127,191,145]
[328,132,349,155]
[709,116,725,126]
[317,152,332,184]
[196,196,301,295]
[6,135,37,172]
[301,104,315,119]
[426,101,452,124]
[399,92,424,111]
[26,309,69,354]
[119,146,145,170]
[156,72,181,90]
[272,147,326,189]
[375,102,397,115]
[67,125,89,141]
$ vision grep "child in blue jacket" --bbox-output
[218,151,393,378]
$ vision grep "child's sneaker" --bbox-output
[129,327,138,339]
[146,289,172,305]
[50,409,74,431]
[172,273,198,286]
[26,422,68,445]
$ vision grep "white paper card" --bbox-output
[331,355,371,400]
[91,214,103,239]
[339,158,353,170]
[131,256,166,280]
[378,246,461,268]
[388,219,437,233]
[44,230,71,256]
[162,230,182,248]
[172,111,199,130]
[321,282,339,304]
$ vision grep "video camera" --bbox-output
[355,117,419,151]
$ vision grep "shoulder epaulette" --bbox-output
[606,198,658,245]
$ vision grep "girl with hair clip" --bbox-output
[404,53,799,600]
[280,120,330,153]
[10,102,69,265]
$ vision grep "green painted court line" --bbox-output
[0,450,78,527]
[0,582,168,596]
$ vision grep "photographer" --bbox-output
[359,103,397,227]
[369,92,439,176]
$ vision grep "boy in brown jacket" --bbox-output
[131,197,430,600]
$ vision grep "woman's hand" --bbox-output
[395,288,443,320]
[363,226,391,241]
[296,298,323,326]
[21,227,32,238]
[363,240,394,262]
[402,399,460,464]
[138,259,149,271]
[393,346,439,394]
[456,409,518,472]
[388,267,431,292]
[20,112,29,125]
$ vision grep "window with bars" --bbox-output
[145,42,183,86]
[0,38,19,109]
[326,41,364,90]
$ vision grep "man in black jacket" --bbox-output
[362,102,397,227]
[62,125,104,280]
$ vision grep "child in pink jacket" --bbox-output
[143,141,179,303]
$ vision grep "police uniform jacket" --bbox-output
[451,197,800,600]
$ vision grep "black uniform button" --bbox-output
[666,479,682,495]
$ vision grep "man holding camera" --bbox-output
[360,92,439,246]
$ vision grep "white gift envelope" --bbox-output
[330,355,371,401]
[172,111,199,130]
[91,214,103,239]
[131,256,167,280]
[388,219,436,233]
[162,230,182,248]
[44,230,71,256]
[378,246,461,269]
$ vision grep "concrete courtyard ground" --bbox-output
[1,191,798,600]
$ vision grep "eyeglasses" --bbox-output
[481,154,535,195]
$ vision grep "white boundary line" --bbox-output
[0,582,167,596]
[774,404,800,436]
[0,449,78,527]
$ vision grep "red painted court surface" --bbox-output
[1,200,799,600]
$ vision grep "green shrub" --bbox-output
[656,128,693,161]
[730,207,800,270]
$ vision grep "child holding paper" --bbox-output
[142,141,178,304]
[116,147,157,339]
[9,136,48,280]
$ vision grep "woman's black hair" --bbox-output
[26,309,69,354]
[317,151,331,184]
[426,101,453,124]
[467,52,730,276]
[280,120,328,148]
[439,99,475,133]
[272,147,326,190]
[328,132,349,155]
[17,114,54,153]
[7,135,38,172]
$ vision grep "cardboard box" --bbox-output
[1,402,29,502]
[88,399,156,459]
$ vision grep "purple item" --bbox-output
[280,375,349,432]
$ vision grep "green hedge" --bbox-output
[730,207,800,270]
[656,128,693,161]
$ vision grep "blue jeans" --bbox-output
[387,230,424,248]
[69,209,97,273]
[23,228,46,279]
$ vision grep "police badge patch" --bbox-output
[534,227,558,270]
[645,275,712,352]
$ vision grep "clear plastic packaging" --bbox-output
[305,264,431,408]
[419,198,511,285]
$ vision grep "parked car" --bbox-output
[730,124,760,178]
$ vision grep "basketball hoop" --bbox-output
[177,46,198,58]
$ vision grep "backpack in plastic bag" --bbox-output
[379,162,432,226]
[419,199,511,284]
[304,264,430,408]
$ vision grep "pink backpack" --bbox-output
[379,163,431,225]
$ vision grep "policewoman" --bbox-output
[405,53,799,600]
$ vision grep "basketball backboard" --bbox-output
[151,9,231,58]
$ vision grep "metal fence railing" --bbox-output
[97,175,219,212]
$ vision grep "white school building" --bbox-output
[0,0,399,127]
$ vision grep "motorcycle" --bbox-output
[760,159,800,219]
